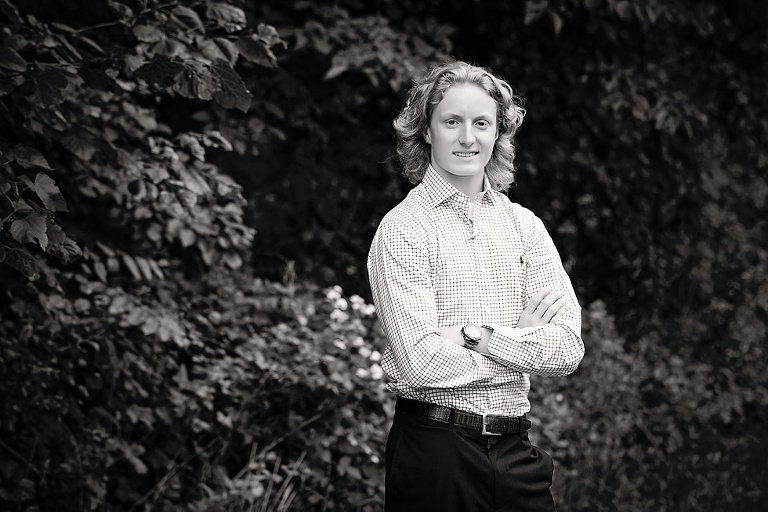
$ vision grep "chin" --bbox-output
[450,169,484,177]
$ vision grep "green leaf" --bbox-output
[0,46,27,72]
[550,11,563,36]
[95,240,115,257]
[0,0,22,24]
[614,1,633,20]
[122,445,148,475]
[62,134,97,161]
[78,34,106,56]
[174,60,219,101]
[26,67,77,108]
[171,6,205,35]
[124,55,146,74]
[0,142,13,165]
[93,260,107,283]
[324,62,348,80]
[134,256,154,280]
[134,56,184,88]
[211,59,252,112]
[178,166,210,195]
[4,247,39,279]
[148,258,164,279]
[29,173,68,212]
[107,0,134,20]
[0,74,23,95]
[10,212,48,250]
[142,316,160,335]
[126,406,155,427]
[121,102,158,132]
[121,253,142,280]
[179,227,197,247]
[45,218,66,247]
[236,35,277,67]
[14,145,52,170]
[62,237,82,263]
[206,2,247,33]
[152,39,187,58]
[256,23,286,50]
[133,24,165,43]
[525,0,549,25]
[222,252,242,269]
[197,37,239,65]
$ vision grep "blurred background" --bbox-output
[0,0,766,510]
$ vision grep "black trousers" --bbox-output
[385,408,556,512]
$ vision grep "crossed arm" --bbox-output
[440,288,569,353]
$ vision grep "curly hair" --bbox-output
[393,61,526,191]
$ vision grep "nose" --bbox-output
[459,125,475,145]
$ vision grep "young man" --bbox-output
[367,61,585,511]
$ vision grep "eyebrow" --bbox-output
[440,112,495,120]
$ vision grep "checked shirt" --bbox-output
[367,166,584,416]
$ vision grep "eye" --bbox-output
[445,119,459,126]
[475,120,490,128]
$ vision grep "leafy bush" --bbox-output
[531,301,768,511]
[1,0,766,511]
[0,262,391,510]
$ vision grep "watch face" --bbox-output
[465,324,482,340]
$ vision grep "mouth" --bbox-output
[453,151,479,158]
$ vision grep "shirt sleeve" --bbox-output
[367,216,506,390]
[483,211,585,376]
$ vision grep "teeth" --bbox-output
[455,152,476,157]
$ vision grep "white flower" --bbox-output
[334,297,348,310]
[349,294,365,307]
[330,309,349,322]
[355,368,370,378]
[358,346,372,358]
[371,455,380,464]
[325,285,343,300]
[370,364,384,380]
[351,336,365,347]
[333,339,347,350]
[360,304,376,316]
[369,350,381,362]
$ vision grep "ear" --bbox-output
[424,126,432,145]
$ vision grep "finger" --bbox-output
[550,303,568,323]
[536,293,562,320]
[533,291,562,317]
[541,296,568,323]
[524,288,552,314]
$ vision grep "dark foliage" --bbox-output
[0,0,766,510]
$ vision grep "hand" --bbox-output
[517,288,568,328]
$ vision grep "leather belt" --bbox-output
[396,397,531,436]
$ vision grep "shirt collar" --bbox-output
[421,165,496,207]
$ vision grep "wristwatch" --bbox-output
[461,323,483,350]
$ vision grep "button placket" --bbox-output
[474,204,490,321]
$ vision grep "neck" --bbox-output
[433,167,484,200]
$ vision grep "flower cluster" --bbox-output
[325,285,385,381]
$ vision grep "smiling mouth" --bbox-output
[453,151,478,157]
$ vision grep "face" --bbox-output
[425,82,498,189]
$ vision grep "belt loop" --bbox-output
[448,408,456,429]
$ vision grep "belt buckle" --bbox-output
[481,413,502,436]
